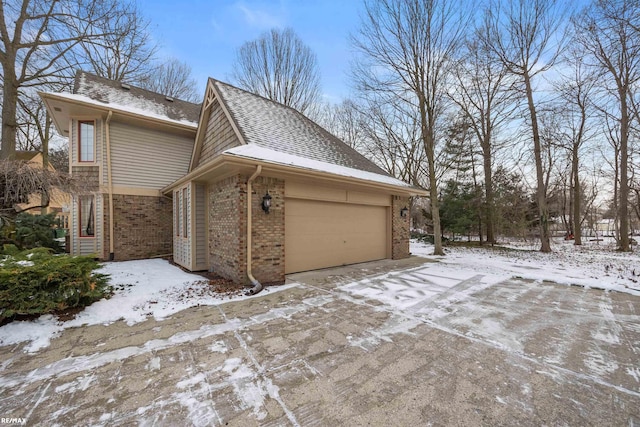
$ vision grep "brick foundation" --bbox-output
[102,194,172,260]
[392,195,410,259]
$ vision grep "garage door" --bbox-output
[285,199,388,274]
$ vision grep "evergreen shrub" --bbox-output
[0,247,111,323]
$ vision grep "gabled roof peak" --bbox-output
[208,78,390,177]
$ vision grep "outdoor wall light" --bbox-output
[400,206,408,217]
[262,191,272,213]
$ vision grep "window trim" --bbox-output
[182,187,188,238]
[78,120,95,163]
[79,195,95,238]
[175,191,181,237]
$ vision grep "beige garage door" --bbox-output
[285,199,388,274]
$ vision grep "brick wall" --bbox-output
[102,194,172,260]
[72,166,100,192]
[208,175,246,283]
[250,177,285,284]
[208,174,285,285]
[392,195,410,259]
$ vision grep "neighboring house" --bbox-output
[14,151,71,228]
[41,71,426,285]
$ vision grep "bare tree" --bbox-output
[318,99,368,151]
[574,0,640,251]
[232,27,321,115]
[137,59,200,102]
[0,158,78,226]
[450,13,517,244]
[352,0,468,256]
[68,3,156,83]
[0,0,132,160]
[359,95,425,185]
[483,0,568,252]
[554,44,597,245]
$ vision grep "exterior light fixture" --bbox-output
[400,206,408,217]
[262,191,272,213]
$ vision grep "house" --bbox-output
[14,151,71,228]
[40,71,426,287]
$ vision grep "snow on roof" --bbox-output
[224,144,415,189]
[212,79,389,176]
[50,92,198,128]
[71,71,200,127]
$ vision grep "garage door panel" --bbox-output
[285,199,387,274]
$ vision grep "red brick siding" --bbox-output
[392,195,410,259]
[208,175,246,283]
[103,194,172,260]
[207,175,285,285]
[71,166,100,191]
[250,177,285,284]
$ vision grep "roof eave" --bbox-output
[39,91,198,133]
[163,153,427,197]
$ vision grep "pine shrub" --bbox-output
[14,213,63,252]
[0,248,111,323]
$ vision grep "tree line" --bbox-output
[318,0,640,254]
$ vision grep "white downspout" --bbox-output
[245,165,263,295]
[105,111,115,261]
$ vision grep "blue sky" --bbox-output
[136,0,364,102]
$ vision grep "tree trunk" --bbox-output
[572,141,582,245]
[483,141,495,244]
[619,90,630,251]
[524,73,551,252]
[0,61,18,160]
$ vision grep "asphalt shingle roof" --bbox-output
[74,71,201,125]
[211,79,390,176]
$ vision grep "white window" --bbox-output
[79,196,95,237]
[79,121,94,162]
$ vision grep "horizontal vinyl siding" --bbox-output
[110,122,194,189]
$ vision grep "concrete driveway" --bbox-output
[0,256,639,426]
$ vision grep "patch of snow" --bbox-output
[410,238,640,296]
[224,144,415,189]
[0,259,298,353]
[16,260,34,267]
[46,92,198,128]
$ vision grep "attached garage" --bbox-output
[284,182,390,274]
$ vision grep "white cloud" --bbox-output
[233,1,286,30]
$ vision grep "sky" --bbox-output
[136,0,364,103]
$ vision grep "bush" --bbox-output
[14,213,63,252]
[0,247,111,323]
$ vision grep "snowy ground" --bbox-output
[0,238,637,354]
[0,241,638,425]
[412,236,640,296]
[0,259,296,353]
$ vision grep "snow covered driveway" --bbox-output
[0,248,639,425]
